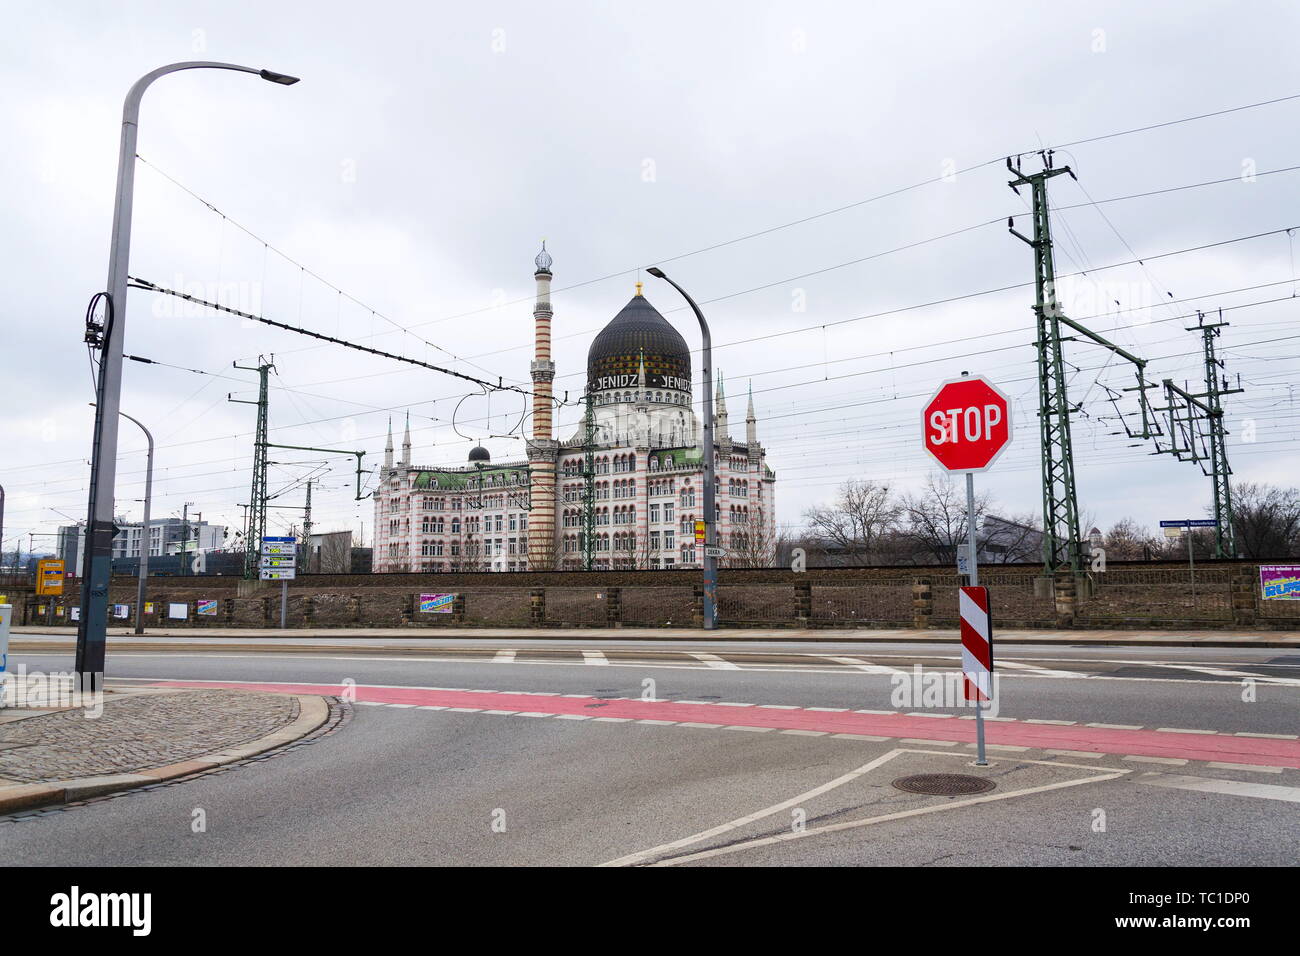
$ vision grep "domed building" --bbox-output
[372,246,776,572]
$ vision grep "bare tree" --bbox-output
[1232,483,1300,558]
[612,530,653,569]
[801,480,900,565]
[452,535,488,572]
[900,473,991,565]
[1101,517,1158,560]
[727,507,778,567]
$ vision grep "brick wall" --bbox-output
[11,561,1298,630]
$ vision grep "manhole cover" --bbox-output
[892,773,995,796]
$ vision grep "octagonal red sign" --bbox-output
[921,375,1013,473]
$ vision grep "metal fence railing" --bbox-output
[619,586,694,627]
[1076,568,1233,625]
[718,585,796,625]
[809,582,913,626]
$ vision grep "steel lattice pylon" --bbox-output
[1157,312,1243,558]
[1009,159,1082,574]
[232,356,275,579]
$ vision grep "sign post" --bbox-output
[922,373,1013,766]
[1159,519,1216,603]
[259,536,297,629]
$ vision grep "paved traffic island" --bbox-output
[0,682,331,814]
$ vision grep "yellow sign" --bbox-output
[694,520,706,544]
[36,559,65,596]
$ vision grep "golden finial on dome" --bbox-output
[635,280,643,296]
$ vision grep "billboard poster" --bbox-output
[1260,565,1300,600]
[419,593,455,614]
[112,604,130,619]
[168,603,188,620]
[197,599,218,616]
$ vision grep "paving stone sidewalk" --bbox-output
[0,688,299,784]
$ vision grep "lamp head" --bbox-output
[259,69,300,86]
[645,267,666,279]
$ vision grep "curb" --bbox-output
[0,693,331,816]
[11,633,1300,651]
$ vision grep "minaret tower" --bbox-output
[526,242,558,570]
[716,371,731,453]
[383,417,394,472]
[746,380,761,469]
[401,411,411,467]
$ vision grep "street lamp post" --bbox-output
[75,62,299,687]
[119,413,153,636]
[645,267,717,630]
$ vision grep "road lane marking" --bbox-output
[612,751,1126,867]
[582,650,608,666]
[1088,722,1144,730]
[492,649,517,664]
[61,652,1289,686]
[1138,662,1300,686]
[813,655,907,675]
[995,660,1079,678]
[1206,762,1283,773]
[1138,773,1300,803]
[688,652,740,670]
[1046,749,1105,759]
[1123,755,1188,766]
[1156,727,1217,735]
[600,749,908,867]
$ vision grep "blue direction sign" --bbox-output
[1159,519,1218,528]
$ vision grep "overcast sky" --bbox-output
[3,0,1299,556]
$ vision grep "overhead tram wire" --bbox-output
[7,231,1294,484]
[134,154,508,383]
[126,276,550,404]
[141,93,1300,360]
[7,273,1279,489]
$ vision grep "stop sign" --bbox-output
[922,375,1013,472]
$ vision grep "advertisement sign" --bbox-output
[70,607,81,621]
[145,602,155,614]
[168,603,188,620]
[1260,566,1300,600]
[694,520,706,544]
[112,604,130,619]
[419,593,455,614]
[197,599,218,616]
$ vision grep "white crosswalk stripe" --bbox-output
[812,655,907,675]
[688,652,740,670]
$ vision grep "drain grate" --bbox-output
[892,773,995,796]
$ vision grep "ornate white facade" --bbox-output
[372,248,776,572]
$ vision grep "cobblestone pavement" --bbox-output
[0,689,299,783]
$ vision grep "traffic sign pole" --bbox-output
[964,470,986,765]
[923,372,1012,769]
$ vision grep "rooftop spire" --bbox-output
[383,417,394,470]
[534,239,553,275]
[635,280,643,296]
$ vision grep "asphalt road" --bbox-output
[4,638,1298,866]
